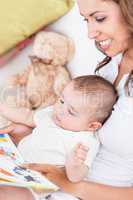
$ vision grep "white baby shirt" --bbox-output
[18,107,99,169]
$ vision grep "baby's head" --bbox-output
[53,75,117,132]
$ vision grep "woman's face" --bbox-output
[77,0,133,57]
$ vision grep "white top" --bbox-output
[18,107,99,168]
[89,54,133,186]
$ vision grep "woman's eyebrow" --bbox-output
[90,11,100,16]
[80,11,101,17]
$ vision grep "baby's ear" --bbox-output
[87,121,102,131]
[67,38,75,61]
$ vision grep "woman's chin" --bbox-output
[104,49,121,58]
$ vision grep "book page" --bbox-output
[0,134,58,192]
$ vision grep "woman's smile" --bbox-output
[97,39,112,52]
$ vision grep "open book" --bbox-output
[0,133,58,192]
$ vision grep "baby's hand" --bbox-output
[75,143,89,164]
[66,143,89,182]
[66,143,89,167]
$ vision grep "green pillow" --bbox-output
[0,0,74,55]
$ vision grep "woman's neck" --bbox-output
[124,47,133,60]
[120,47,133,73]
[113,47,133,87]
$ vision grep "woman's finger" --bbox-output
[22,163,54,174]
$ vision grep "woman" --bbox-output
[1,0,133,199]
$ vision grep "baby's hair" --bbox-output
[72,75,118,123]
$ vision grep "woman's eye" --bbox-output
[95,16,106,22]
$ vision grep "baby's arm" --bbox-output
[65,143,89,183]
[0,103,35,127]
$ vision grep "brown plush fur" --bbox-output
[0,31,74,128]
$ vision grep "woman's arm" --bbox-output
[25,163,133,200]
[72,181,133,200]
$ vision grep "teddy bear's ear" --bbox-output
[67,38,75,61]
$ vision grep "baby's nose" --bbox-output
[59,111,65,117]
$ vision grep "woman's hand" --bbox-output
[24,163,80,195]
[24,163,69,187]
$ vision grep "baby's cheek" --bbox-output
[53,103,58,113]
[61,119,70,128]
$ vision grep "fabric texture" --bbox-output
[0,36,34,67]
[0,0,74,56]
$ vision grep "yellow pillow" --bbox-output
[0,0,74,55]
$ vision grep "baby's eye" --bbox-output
[60,99,64,104]
[68,109,75,116]
[95,16,106,22]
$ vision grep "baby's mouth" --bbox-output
[52,114,61,124]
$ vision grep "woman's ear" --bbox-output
[87,121,102,131]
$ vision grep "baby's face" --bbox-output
[52,82,92,131]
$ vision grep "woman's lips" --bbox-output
[98,39,112,51]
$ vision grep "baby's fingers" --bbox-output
[75,144,89,161]
[79,143,89,151]
[76,150,87,161]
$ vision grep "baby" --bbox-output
[0,75,117,170]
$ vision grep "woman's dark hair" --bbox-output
[95,0,133,96]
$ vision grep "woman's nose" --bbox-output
[87,24,100,39]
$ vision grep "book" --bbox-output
[0,133,58,192]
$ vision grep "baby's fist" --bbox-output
[74,143,89,164]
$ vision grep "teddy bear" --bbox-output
[0,31,75,129]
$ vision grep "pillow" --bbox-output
[0,0,74,56]
[0,36,34,67]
